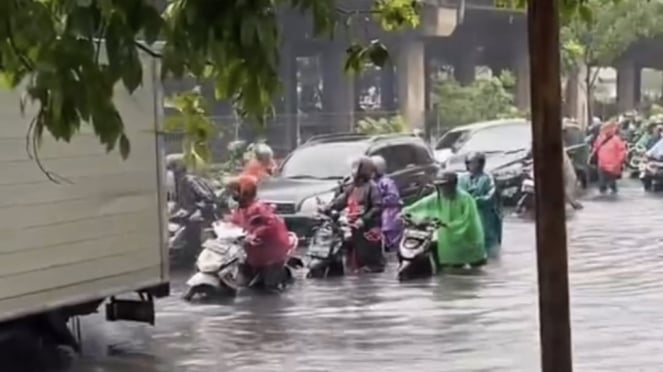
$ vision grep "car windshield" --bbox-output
[461,122,531,153]
[279,142,367,179]
[435,130,469,151]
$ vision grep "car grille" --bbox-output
[265,201,297,215]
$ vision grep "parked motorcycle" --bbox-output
[639,156,663,191]
[397,214,443,281]
[184,221,303,300]
[515,161,534,214]
[306,210,351,279]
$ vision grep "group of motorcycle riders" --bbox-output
[167,111,662,294]
[167,143,503,293]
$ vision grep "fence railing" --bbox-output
[163,110,455,162]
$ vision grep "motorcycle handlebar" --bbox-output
[402,214,445,228]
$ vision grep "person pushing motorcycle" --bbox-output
[226,175,292,292]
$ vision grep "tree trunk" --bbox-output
[526,1,574,372]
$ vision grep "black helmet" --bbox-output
[465,151,486,166]
[433,171,457,188]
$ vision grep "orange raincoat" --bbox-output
[241,158,276,182]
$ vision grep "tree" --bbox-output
[559,0,663,118]
[0,0,419,161]
[433,71,524,128]
[0,0,616,163]
[354,114,406,134]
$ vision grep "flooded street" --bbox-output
[69,180,663,372]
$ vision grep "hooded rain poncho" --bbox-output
[403,188,486,266]
[458,172,502,255]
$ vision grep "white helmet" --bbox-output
[370,155,387,176]
[254,143,274,161]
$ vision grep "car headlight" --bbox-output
[299,191,335,215]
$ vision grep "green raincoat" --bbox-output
[458,172,502,255]
[403,189,486,266]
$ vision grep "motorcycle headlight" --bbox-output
[299,192,335,215]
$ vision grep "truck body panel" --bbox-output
[0,52,168,323]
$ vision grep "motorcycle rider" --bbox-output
[242,143,277,182]
[458,152,502,256]
[370,155,403,252]
[324,156,384,273]
[166,153,216,214]
[403,171,486,269]
[226,175,292,292]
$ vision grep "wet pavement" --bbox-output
[68,180,663,372]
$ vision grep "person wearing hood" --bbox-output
[324,156,384,273]
[403,171,486,269]
[591,121,627,194]
[458,152,502,256]
[227,175,292,292]
[242,143,277,182]
[370,155,403,252]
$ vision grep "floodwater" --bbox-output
[65,180,663,372]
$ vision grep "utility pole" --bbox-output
[527,1,574,372]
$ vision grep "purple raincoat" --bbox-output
[376,175,403,250]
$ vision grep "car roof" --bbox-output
[449,118,529,132]
[302,132,427,149]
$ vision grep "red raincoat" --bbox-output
[229,201,290,267]
[593,124,627,176]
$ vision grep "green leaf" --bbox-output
[119,133,130,159]
[122,49,142,93]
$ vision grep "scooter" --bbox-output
[306,210,351,279]
[515,161,534,214]
[184,221,246,300]
[397,214,443,281]
[639,156,663,191]
[184,221,303,301]
[168,200,217,264]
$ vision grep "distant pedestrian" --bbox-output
[591,122,627,194]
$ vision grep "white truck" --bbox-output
[0,50,169,350]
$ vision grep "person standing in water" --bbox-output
[370,155,403,252]
[324,156,384,273]
[458,152,503,257]
[403,172,486,269]
[592,121,627,194]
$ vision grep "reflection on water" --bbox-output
[62,181,663,371]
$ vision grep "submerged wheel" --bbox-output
[182,285,215,301]
[642,177,653,191]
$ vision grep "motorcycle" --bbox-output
[184,221,303,300]
[168,200,217,263]
[515,161,534,214]
[639,156,663,191]
[626,143,646,178]
[306,210,352,279]
[397,214,444,281]
[184,221,246,300]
